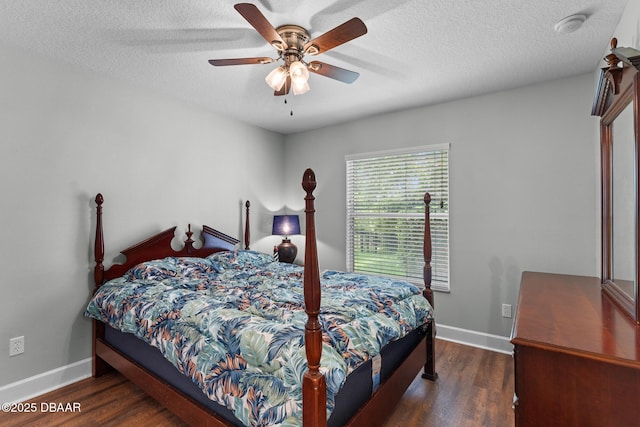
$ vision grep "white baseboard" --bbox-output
[0,358,92,404]
[437,324,513,354]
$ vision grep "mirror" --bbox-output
[593,38,640,323]
[611,104,636,301]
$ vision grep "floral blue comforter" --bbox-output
[85,250,433,426]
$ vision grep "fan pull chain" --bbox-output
[284,91,293,116]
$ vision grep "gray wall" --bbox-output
[283,72,599,339]
[0,42,285,385]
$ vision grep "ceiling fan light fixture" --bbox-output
[289,61,309,82]
[292,78,310,95]
[289,61,310,95]
[265,66,287,91]
[209,4,367,98]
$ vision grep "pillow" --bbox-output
[207,250,274,270]
[124,258,178,281]
[125,257,223,281]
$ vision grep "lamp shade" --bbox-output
[292,78,310,95]
[265,66,287,91]
[289,61,310,95]
[272,215,301,237]
[289,61,309,80]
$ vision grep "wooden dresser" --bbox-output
[510,272,640,426]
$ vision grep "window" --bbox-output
[346,145,449,291]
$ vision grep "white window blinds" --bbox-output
[346,145,450,292]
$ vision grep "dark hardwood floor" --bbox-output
[0,340,514,427]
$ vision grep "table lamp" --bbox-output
[272,215,301,263]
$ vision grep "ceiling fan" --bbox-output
[208,3,367,96]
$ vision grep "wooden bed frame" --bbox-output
[91,168,437,426]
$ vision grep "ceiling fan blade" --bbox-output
[304,18,367,55]
[308,61,360,83]
[234,3,287,50]
[274,76,291,96]
[208,57,273,66]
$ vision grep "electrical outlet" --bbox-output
[10,336,24,356]
[501,304,512,318]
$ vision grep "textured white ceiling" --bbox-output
[0,0,629,134]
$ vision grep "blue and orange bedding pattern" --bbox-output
[85,250,433,426]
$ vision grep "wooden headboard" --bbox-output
[93,193,249,288]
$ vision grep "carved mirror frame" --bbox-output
[592,38,640,323]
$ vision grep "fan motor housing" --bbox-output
[275,25,311,62]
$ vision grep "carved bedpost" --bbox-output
[422,192,438,381]
[94,193,105,291]
[423,193,433,307]
[93,193,109,377]
[302,169,327,427]
[245,200,251,250]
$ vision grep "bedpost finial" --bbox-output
[95,193,103,205]
[611,37,617,49]
[302,168,317,193]
[424,192,431,206]
[245,200,250,208]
